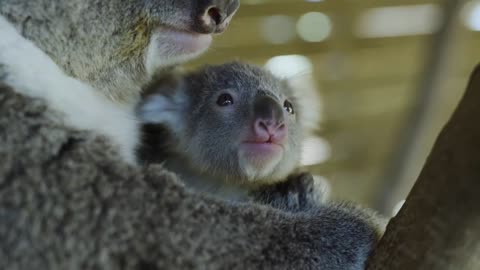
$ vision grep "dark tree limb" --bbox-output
[377,0,463,213]
[366,65,480,269]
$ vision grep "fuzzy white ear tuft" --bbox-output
[137,91,188,139]
[287,73,323,135]
[138,95,179,124]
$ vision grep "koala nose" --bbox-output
[253,96,287,143]
[254,119,287,143]
[195,0,240,34]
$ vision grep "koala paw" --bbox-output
[249,172,331,212]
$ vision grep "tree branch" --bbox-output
[366,64,480,269]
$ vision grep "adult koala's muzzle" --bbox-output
[192,0,240,34]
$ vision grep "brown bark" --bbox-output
[366,65,480,269]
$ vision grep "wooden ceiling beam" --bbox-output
[236,0,438,18]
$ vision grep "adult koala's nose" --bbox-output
[193,0,240,34]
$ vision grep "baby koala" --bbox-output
[137,62,324,206]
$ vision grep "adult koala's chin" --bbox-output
[0,0,239,163]
[1,0,239,103]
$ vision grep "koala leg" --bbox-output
[249,172,331,212]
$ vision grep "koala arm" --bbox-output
[249,172,331,212]
[0,85,383,270]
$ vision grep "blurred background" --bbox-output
[190,0,480,215]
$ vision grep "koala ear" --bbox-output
[137,72,188,129]
[137,91,189,137]
[286,73,323,135]
[137,94,180,125]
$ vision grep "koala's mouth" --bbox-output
[239,142,284,164]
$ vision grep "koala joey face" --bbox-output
[185,63,304,185]
[200,89,300,184]
[140,62,305,186]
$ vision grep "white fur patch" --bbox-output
[0,16,139,163]
[238,150,285,183]
[287,74,323,134]
[139,95,179,124]
[145,31,211,77]
[138,90,188,137]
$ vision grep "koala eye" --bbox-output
[216,93,234,106]
[283,100,295,114]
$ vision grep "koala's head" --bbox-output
[1,0,239,102]
[140,62,317,186]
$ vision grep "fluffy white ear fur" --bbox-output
[138,95,179,123]
[137,90,187,137]
[287,73,323,135]
[0,16,139,164]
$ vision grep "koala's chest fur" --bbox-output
[168,159,251,202]
[137,124,250,201]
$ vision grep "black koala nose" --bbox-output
[206,6,224,26]
[253,96,285,125]
[194,0,240,34]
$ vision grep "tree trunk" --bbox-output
[366,65,480,269]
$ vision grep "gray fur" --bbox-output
[0,0,239,103]
[0,1,385,269]
[249,172,332,212]
[0,84,385,269]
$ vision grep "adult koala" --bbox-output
[0,1,384,269]
[0,0,239,162]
